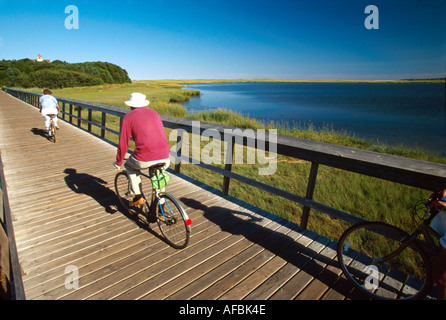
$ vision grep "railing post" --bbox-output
[174,130,184,173]
[61,102,65,121]
[299,162,319,231]
[101,112,106,139]
[88,109,92,132]
[69,104,73,123]
[222,137,234,196]
[77,106,82,127]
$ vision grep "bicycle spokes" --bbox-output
[337,222,432,300]
[156,193,190,249]
[115,171,190,249]
[159,202,176,225]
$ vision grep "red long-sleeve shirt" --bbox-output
[116,108,170,166]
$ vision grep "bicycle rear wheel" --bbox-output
[50,121,56,143]
[115,171,140,215]
[51,122,56,143]
[337,221,432,300]
[156,193,191,249]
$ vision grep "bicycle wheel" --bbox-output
[51,122,56,143]
[337,221,432,300]
[156,193,191,249]
[115,171,139,215]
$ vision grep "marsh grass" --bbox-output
[23,81,444,240]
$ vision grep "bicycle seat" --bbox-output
[148,163,166,177]
[149,163,166,171]
[47,114,57,118]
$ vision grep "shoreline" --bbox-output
[135,78,445,84]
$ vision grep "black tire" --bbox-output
[337,221,432,300]
[115,171,140,215]
[156,193,191,249]
[52,125,56,143]
[50,120,56,143]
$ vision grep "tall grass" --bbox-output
[171,106,439,239]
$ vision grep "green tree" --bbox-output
[0,59,132,88]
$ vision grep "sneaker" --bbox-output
[56,125,60,130]
[130,197,146,206]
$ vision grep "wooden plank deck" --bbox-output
[0,90,358,300]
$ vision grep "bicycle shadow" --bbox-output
[63,168,118,214]
[180,196,364,299]
[31,127,51,141]
[63,168,167,242]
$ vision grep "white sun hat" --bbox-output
[125,92,150,108]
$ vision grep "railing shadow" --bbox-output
[180,196,364,299]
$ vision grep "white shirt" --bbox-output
[432,196,446,249]
[40,94,59,115]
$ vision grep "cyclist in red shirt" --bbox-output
[114,92,170,206]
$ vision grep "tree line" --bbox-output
[0,59,132,88]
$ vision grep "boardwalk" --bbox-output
[0,90,357,300]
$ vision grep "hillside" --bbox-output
[0,59,132,89]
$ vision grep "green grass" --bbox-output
[21,81,445,241]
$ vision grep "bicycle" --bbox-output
[337,197,442,300]
[47,114,57,143]
[114,162,192,249]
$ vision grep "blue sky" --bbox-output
[0,0,445,80]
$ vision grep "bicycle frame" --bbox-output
[115,166,191,249]
[380,210,441,265]
[414,223,441,257]
[132,170,168,221]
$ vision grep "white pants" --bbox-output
[124,155,170,195]
[42,113,58,131]
[432,210,446,249]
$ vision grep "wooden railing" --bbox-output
[3,87,446,233]
[0,149,25,300]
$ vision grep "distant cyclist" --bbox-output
[114,92,170,206]
[39,89,59,135]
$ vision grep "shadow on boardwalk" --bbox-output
[180,196,362,299]
[63,168,171,246]
[31,127,53,142]
[63,168,118,214]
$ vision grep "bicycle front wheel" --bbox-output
[337,221,432,300]
[157,193,191,249]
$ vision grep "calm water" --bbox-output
[183,82,446,155]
